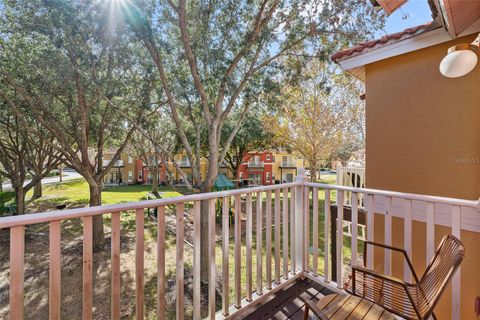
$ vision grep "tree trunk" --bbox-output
[89,182,105,251]
[32,182,42,199]
[311,165,319,182]
[200,137,220,283]
[14,187,25,215]
[152,167,159,194]
[231,163,240,181]
[59,167,63,182]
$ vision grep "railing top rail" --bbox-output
[2,180,478,229]
[0,182,301,229]
[305,182,480,208]
[338,166,365,170]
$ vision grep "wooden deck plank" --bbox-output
[311,293,338,312]
[346,298,374,320]
[330,296,362,320]
[363,302,386,320]
[321,294,349,318]
[233,278,394,320]
[239,279,334,320]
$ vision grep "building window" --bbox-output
[239,172,244,180]
[181,155,190,166]
[266,172,271,183]
[128,171,133,182]
[250,173,262,185]
[266,154,271,161]
[138,172,143,181]
[128,155,133,164]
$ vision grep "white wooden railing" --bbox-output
[336,165,365,206]
[246,160,264,167]
[303,181,479,320]
[0,169,478,319]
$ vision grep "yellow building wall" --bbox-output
[171,153,208,183]
[271,152,304,182]
[365,34,480,319]
[103,151,136,184]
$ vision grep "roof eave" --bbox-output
[337,26,449,80]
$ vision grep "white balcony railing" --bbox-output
[336,165,365,206]
[177,160,191,167]
[280,161,296,167]
[0,169,477,319]
[102,159,124,167]
[247,160,264,167]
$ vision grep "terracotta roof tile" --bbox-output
[331,21,436,63]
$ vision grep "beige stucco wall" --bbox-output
[365,34,480,319]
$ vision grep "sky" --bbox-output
[377,0,433,37]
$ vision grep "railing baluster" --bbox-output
[10,225,25,320]
[384,197,392,276]
[176,204,185,320]
[274,189,281,284]
[324,189,331,282]
[256,192,263,295]
[245,193,253,301]
[221,198,229,316]
[351,193,358,267]
[426,202,435,265]
[304,187,310,271]
[290,188,296,275]
[83,216,93,320]
[383,197,392,309]
[136,209,145,319]
[336,190,344,288]
[49,220,61,320]
[366,194,374,269]
[403,200,412,282]
[208,199,216,319]
[157,206,167,320]
[282,188,289,279]
[234,194,242,308]
[312,188,319,276]
[265,190,272,289]
[451,205,461,319]
[282,188,288,280]
[111,213,121,320]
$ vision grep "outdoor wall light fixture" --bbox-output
[440,33,480,78]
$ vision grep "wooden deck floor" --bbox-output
[233,278,337,320]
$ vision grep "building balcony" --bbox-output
[0,173,474,319]
[280,161,296,168]
[247,160,264,168]
[177,160,191,167]
[102,159,124,168]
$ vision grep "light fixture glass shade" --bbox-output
[439,47,478,78]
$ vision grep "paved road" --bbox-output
[1,171,83,191]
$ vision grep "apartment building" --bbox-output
[236,150,305,185]
[102,149,304,187]
[101,150,138,186]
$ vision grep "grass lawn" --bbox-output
[0,191,14,205]
[19,179,187,212]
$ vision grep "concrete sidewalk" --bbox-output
[1,171,83,191]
